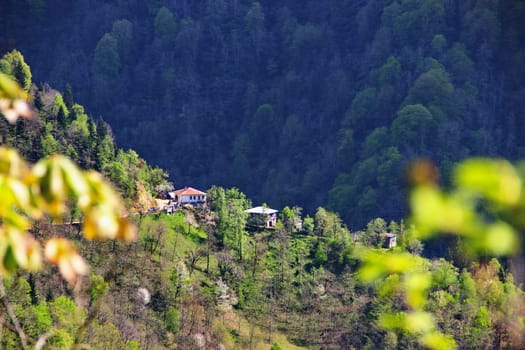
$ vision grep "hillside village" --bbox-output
[153,186,397,248]
[156,186,280,227]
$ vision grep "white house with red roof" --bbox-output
[169,187,207,207]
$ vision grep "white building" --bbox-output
[245,206,278,228]
[169,187,207,207]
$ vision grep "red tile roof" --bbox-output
[172,187,207,196]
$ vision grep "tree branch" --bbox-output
[0,276,29,350]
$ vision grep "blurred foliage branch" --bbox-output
[0,71,136,283]
[357,158,525,350]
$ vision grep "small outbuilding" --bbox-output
[383,233,397,249]
[245,206,278,228]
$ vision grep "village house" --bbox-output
[169,187,207,207]
[245,206,278,228]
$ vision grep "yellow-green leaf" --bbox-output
[421,331,456,350]
[455,158,522,206]
[483,221,518,256]
[405,311,435,334]
[404,272,431,308]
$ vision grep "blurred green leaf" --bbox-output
[0,72,28,100]
[404,272,431,308]
[405,311,435,333]
[421,331,456,350]
[357,249,423,282]
[482,221,518,255]
[455,159,522,206]
[3,246,18,274]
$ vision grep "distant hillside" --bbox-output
[2,0,524,227]
[0,50,169,212]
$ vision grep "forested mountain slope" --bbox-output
[2,0,524,227]
[0,50,169,212]
[2,50,525,349]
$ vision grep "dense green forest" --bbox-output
[0,50,170,213]
[2,1,525,349]
[2,0,524,227]
[1,65,524,347]
[1,71,525,347]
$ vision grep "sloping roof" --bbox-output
[172,187,207,196]
[245,206,278,214]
